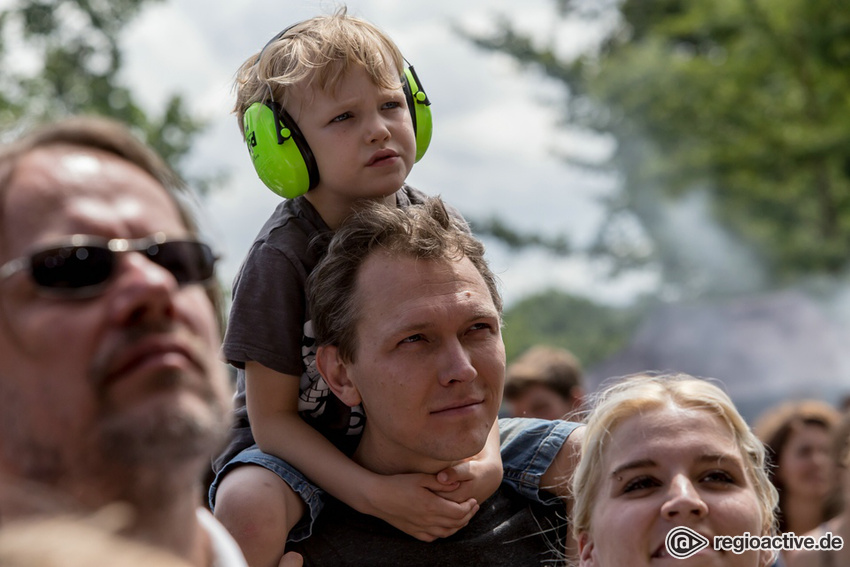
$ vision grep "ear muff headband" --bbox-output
[403,65,432,163]
[243,25,433,199]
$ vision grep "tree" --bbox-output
[463,0,850,294]
[0,0,205,179]
[501,288,647,367]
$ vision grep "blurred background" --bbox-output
[3,0,849,422]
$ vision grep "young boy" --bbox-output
[210,9,576,567]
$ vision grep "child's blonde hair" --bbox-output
[233,6,405,133]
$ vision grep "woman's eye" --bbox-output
[702,470,735,484]
[623,476,659,493]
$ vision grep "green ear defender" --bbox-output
[243,95,320,199]
[243,65,433,199]
[403,65,432,163]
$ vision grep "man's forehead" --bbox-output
[2,145,182,252]
[354,252,496,319]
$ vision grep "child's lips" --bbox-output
[366,149,399,166]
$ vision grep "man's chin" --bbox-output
[426,435,491,465]
[98,394,229,466]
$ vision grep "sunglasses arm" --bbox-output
[0,258,26,282]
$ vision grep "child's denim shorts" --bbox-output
[208,417,580,543]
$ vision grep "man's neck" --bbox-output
[352,432,460,477]
[33,462,212,567]
[108,463,211,567]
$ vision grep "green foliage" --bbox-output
[0,0,206,180]
[501,288,647,367]
[463,0,850,286]
[470,217,571,255]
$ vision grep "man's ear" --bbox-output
[577,532,596,567]
[315,345,362,408]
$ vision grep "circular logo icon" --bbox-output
[665,526,710,559]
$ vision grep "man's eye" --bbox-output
[399,334,424,344]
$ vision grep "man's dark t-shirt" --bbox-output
[286,486,566,566]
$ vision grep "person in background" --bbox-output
[0,116,299,567]
[504,345,584,420]
[786,410,850,567]
[754,400,841,540]
[572,372,778,567]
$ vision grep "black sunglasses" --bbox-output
[0,233,217,297]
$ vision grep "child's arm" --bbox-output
[432,420,503,504]
[246,361,480,541]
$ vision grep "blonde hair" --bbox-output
[233,6,405,133]
[572,372,778,539]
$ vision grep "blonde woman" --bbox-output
[572,372,778,567]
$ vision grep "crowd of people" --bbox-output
[0,5,847,567]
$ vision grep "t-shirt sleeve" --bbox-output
[222,240,307,376]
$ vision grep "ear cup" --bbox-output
[403,66,432,163]
[243,100,319,199]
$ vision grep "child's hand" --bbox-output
[364,473,480,541]
[433,442,503,505]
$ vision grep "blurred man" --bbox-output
[0,117,299,566]
[504,346,584,420]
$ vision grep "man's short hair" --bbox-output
[234,6,405,133]
[504,345,583,401]
[308,197,501,363]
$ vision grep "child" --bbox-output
[209,9,504,567]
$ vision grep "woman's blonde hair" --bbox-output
[233,6,405,132]
[572,372,778,539]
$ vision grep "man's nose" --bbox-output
[437,339,478,386]
[106,251,179,326]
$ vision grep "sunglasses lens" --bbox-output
[145,241,216,284]
[30,245,113,289]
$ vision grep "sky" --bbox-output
[118,0,658,307]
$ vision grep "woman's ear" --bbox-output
[316,345,362,408]
[577,531,596,567]
[759,549,779,567]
